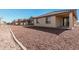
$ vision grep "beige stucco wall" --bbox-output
[33,16,57,28]
[33,12,77,28]
[56,16,63,27]
[73,16,77,26]
[21,22,28,26]
[69,12,74,28]
[56,12,77,28]
[20,23,24,25]
[15,23,18,25]
[24,22,28,25]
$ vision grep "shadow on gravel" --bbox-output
[24,26,69,35]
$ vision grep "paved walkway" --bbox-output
[0,24,21,50]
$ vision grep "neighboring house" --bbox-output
[12,18,33,26]
[19,19,28,26]
[14,19,28,26]
[14,19,21,25]
[33,10,77,29]
[19,19,34,26]
[11,19,23,25]
[27,19,34,25]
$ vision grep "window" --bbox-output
[45,17,51,24]
[36,18,39,24]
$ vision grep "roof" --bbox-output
[33,9,77,18]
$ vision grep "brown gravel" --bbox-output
[11,25,79,50]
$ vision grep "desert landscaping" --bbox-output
[0,9,78,50]
[10,25,79,50]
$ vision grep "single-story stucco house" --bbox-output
[12,18,33,26]
[19,19,28,26]
[12,19,21,25]
[33,10,77,29]
[18,19,33,26]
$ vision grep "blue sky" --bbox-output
[0,9,79,22]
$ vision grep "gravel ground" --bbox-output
[11,25,79,50]
[0,25,21,50]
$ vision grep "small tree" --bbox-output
[29,16,33,19]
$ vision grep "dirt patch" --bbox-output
[0,25,21,50]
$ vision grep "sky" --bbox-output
[0,9,79,22]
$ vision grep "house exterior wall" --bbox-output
[20,23,24,25]
[69,12,74,28]
[55,16,63,27]
[20,22,28,26]
[33,11,77,29]
[73,16,77,26]
[15,22,19,25]
[33,16,57,28]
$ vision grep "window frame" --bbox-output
[36,18,39,24]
